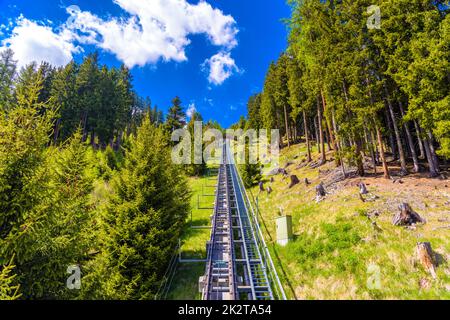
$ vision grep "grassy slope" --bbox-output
[249,143,450,300]
[166,170,217,300]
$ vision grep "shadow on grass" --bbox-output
[166,262,205,300]
[190,218,211,227]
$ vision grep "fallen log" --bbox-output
[416,242,437,279]
[284,161,294,168]
[289,175,300,189]
[392,203,426,226]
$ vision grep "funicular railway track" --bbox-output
[201,141,285,300]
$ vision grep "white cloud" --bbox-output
[1,16,80,68]
[65,0,238,69]
[202,51,240,85]
[1,0,240,84]
[186,103,197,118]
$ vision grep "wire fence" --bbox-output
[154,242,180,300]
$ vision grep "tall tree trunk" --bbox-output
[332,110,343,166]
[317,96,326,164]
[314,115,320,154]
[355,137,365,176]
[303,110,312,162]
[384,108,397,159]
[366,128,377,175]
[414,120,426,159]
[90,131,96,148]
[376,123,390,179]
[423,132,440,177]
[82,111,88,142]
[116,131,123,151]
[284,104,290,148]
[325,122,332,152]
[371,130,379,164]
[294,124,297,144]
[399,102,419,173]
[53,118,61,145]
[384,93,408,175]
[427,131,440,175]
[321,89,340,163]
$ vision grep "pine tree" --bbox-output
[241,142,262,188]
[26,129,96,299]
[89,115,190,299]
[187,111,207,176]
[165,96,186,133]
[273,54,292,147]
[76,53,101,143]
[0,258,21,300]
[0,64,56,295]
[287,54,312,160]
[246,94,262,130]
[115,65,133,132]
[260,63,278,138]
[0,49,17,111]
[37,62,56,104]
[51,61,79,142]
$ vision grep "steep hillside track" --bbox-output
[201,141,286,300]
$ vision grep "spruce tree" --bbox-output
[90,115,190,299]
[76,53,101,143]
[187,111,207,176]
[246,94,262,131]
[0,259,21,300]
[273,54,292,147]
[165,96,186,132]
[260,63,278,136]
[241,142,262,188]
[50,61,79,142]
[0,49,17,111]
[27,129,96,299]
[0,64,56,297]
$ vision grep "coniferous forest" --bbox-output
[0,49,206,299]
[240,0,449,181]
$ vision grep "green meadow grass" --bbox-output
[168,148,450,300]
[166,170,217,300]
[250,143,450,300]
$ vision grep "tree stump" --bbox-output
[392,203,425,226]
[416,242,437,279]
[305,178,310,186]
[267,186,273,194]
[259,181,265,192]
[270,177,275,183]
[358,182,369,195]
[316,183,326,198]
[289,175,300,188]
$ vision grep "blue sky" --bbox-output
[0,0,291,127]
